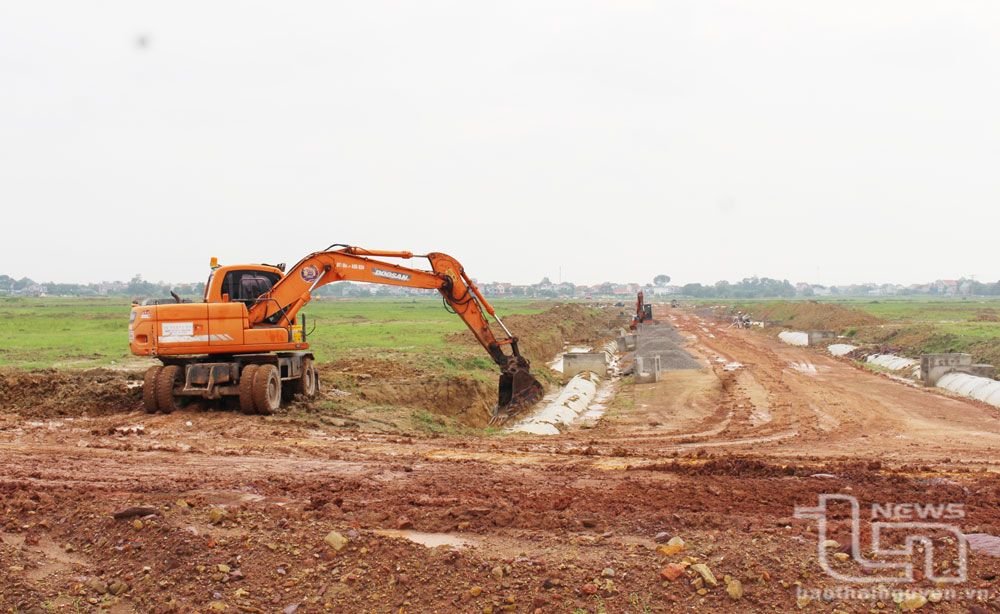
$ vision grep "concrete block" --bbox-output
[920,353,974,386]
[616,334,637,352]
[807,330,836,346]
[634,356,661,384]
[563,352,607,379]
[596,328,623,338]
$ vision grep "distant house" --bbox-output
[935,280,960,295]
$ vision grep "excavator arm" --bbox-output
[247,246,544,419]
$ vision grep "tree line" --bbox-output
[676,277,796,298]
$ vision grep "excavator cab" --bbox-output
[219,269,282,305]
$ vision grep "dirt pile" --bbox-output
[0,368,142,417]
[853,323,1000,371]
[323,357,428,380]
[355,376,495,427]
[451,303,608,366]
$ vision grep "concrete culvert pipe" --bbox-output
[936,373,1000,409]
[984,387,1000,407]
[828,344,857,357]
[867,354,920,376]
[778,331,809,346]
[511,372,600,435]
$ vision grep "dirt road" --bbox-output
[3,307,1000,613]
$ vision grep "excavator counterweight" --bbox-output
[129,246,545,421]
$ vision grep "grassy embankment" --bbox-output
[715,297,1000,366]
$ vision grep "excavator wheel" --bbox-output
[155,365,189,414]
[238,364,259,414]
[142,365,162,414]
[294,358,318,398]
[252,364,281,415]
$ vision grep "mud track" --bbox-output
[3,306,1000,613]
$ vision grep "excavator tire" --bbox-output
[238,364,259,414]
[293,358,318,398]
[252,364,281,415]
[142,365,162,414]
[155,365,188,413]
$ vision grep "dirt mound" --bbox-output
[450,303,607,365]
[356,376,495,427]
[739,301,883,332]
[0,368,142,417]
[323,356,427,379]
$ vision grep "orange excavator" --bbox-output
[630,291,653,330]
[129,245,545,421]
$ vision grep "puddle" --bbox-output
[723,362,743,371]
[374,530,477,549]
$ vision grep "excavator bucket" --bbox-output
[491,355,545,424]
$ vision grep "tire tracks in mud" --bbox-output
[663,308,1000,463]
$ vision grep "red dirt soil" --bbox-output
[2,305,1000,613]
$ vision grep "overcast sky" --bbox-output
[2,2,998,287]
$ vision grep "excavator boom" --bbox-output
[249,246,544,418]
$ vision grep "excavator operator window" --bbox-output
[220,270,281,305]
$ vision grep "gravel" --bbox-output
[634,323,702,371]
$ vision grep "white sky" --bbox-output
[2,2,999,287]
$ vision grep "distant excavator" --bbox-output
[630,291,653,330]
[129,245,544,421]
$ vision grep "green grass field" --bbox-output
[0,296,547,370]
